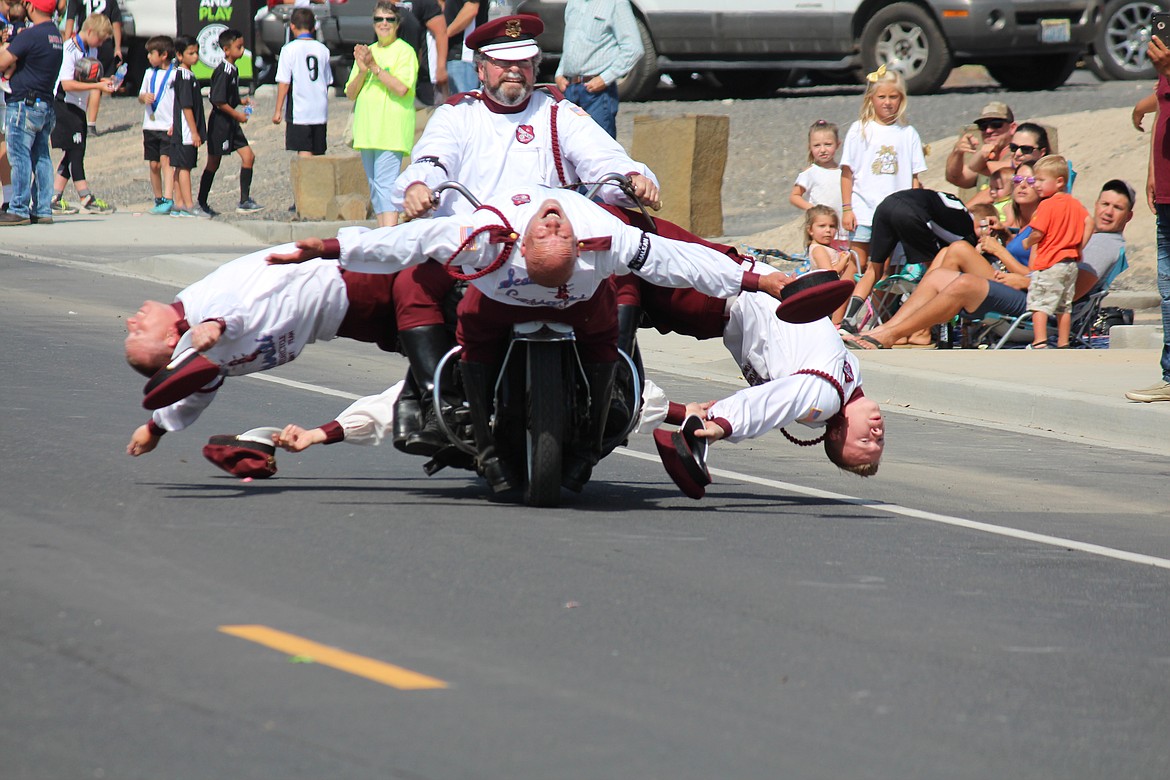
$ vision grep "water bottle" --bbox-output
[110,62,128,90]
[244,104,253,118]
[937,318,953,349]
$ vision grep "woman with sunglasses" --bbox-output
[345,2,418,227]
[1008,123,1051,168]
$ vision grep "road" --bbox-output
[3,245,1170,778]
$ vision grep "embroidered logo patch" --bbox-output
[843,361,854,384]
[512,193,531,205]
[569,104,588,117]
[516,124,535,144]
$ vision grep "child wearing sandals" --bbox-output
[1021,154,1092,348]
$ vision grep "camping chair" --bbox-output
[968,248,1128,349]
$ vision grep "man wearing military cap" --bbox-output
[383,11,662,460]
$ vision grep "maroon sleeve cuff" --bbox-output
[740,271,761,293]
[710,417,733,438]
[320,420,346,445]
[146,419,167,438]
[665,401,687,426]
[321,238,341,259]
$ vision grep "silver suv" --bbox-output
[520,0,1103,97]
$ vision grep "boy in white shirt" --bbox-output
[137,35,176,214]
[272,8,332,159]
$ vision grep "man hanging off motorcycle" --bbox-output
[383,13,661,461]
[267,185,797,495]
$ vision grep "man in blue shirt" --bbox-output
[554,0,643,138]
[0,0,64,226]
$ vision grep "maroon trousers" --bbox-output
[337,270,399,352]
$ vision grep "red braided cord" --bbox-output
[550,103,568,188]
[780,369,846,447]
[443,205,519,282]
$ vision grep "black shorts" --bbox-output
[206,112,249,157]
[97,37,116,74]
[286,122,327,155]
[50,100,87,150]
[168,142,199,171]
[143,129,170,161]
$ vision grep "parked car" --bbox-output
[520,0,1104,97]
[1085,0,1165,79]
[256,0,1104,98]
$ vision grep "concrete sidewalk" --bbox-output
[7,212,1168,456]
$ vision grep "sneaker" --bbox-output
[149,198,173,215]
[169,208,193,219]
[51,197,79,215]
[1124,381,1170,402]
[0,211,30,226]
[30,215,53,224]
[82,195,116,214]
[87,123,99,137]
[237,198,264,214]
[189,206,213,219]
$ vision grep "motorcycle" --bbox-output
[425,177,646,507]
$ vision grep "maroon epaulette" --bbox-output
[445,90,481,106]
[536,83,566,101]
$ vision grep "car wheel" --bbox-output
[985,53,1080,90]
[859,2,952,95]
[1089,0,1163,80]
[616,16,658,102]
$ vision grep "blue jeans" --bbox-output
[4,98,56,219]
[1157,203,1170,381]
[564,81,619,138]
[447,60,479,94]
[360,148,403,215]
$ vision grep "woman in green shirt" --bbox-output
[345,2,418,226]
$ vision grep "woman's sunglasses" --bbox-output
[1012,175,1036,185]
[373,15,398,23]
[1009,144,1038,155]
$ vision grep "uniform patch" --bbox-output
[457,224,480,252]
[569,104,588,117]
[843,361,854,384]
[516,124,535,144]
[512,193,531,205]
[802,405,826,422]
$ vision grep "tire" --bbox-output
[1088,0,1163,80]
[616,16,658,102]
[858,2,952,95]
[985,53,1080,90]
[524,342,567,507]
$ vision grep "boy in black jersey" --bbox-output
[167,36,205,218]
[198,28,262,216]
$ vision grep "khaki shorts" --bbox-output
[1026,260,1079,315]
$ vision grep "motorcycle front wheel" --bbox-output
[524,341,567,507]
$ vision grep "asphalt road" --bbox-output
[3,254,1170,779]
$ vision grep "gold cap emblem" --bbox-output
[505,19,522,38]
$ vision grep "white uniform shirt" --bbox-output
[57,33,95,113]
[151,246,351,432]
[139,63,176,131]
[336,186,750,308]
[276,36,333,126]
[710,291,862,442]
[840,120,927,228]
[390,89,656,215]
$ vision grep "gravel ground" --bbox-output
[79,66,1151,279]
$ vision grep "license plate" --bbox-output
[1040,18,1071,43]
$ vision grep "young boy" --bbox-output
[198,28,262,216]
[51,12,116,215]
[272,8,331,159]
[167,35,205,219]
[1021,154,1092,349]
[138,35,175,215]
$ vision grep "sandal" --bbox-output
[846,334,886,350]
[1027,341,1049,350]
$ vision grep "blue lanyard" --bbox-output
[149,62,174,113]
[74,33,94,58]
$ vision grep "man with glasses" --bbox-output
[945,101,1017,192]
[382,13,661,460]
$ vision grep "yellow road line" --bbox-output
[218,625,449,690]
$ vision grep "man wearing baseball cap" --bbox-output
[0,0,64,226]
[945,100,1017,192]
[382,12,662,461]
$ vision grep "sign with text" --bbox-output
[178,0,255,80]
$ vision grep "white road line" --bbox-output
[617,449,1170,571]
[245,372,1170,572]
